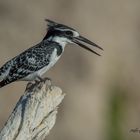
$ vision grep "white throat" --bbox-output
[52,36,69,48]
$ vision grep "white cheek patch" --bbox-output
[53,36,68,47]
[52,30,80,46]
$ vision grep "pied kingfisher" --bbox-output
[0,19,103,88]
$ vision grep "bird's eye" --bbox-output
[65,31,73,36]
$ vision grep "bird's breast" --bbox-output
[38,48,61,76]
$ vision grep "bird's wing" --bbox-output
[0,41,57,88]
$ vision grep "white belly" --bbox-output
[22,48,61,81]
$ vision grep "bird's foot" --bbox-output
[35,76,52,89]
[26,81,38,91]
[36,76,51,82]
[25,77,52,91]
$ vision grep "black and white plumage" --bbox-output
[0,19,103,88]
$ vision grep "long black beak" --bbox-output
[73,36,103,56]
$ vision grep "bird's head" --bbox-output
[44,19,103,56]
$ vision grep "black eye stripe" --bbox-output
[44,29,74,40]
[65,31,73,36]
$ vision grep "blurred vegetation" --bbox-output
[106,84,126,140]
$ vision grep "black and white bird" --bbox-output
[0,19,103,88]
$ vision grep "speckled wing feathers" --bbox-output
[0,40,61,87]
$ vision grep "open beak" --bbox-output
[72,35,103,56]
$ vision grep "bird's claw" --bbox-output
[35,76,52,90]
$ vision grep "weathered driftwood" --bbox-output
[0,80,65,140]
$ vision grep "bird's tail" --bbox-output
[0,62,11,88]
[0,79,10,88]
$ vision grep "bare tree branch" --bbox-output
[0,80,65,140]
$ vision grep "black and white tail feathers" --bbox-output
[0,61,12,88]
[0,67,9,88]
[0,79,10,88]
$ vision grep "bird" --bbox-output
[0,19,103,88]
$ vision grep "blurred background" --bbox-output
[0,0,140,140]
